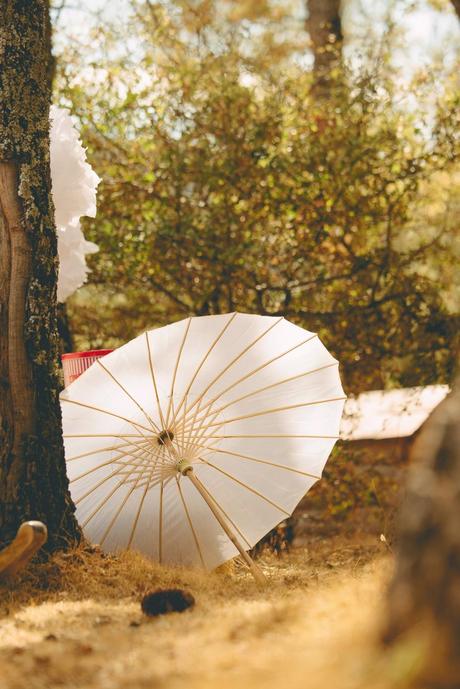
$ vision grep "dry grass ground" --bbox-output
[0,538,422,689]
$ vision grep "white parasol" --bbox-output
[61,313,345,582]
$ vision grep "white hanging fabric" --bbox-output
[50,106,100,302]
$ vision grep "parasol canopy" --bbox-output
[61,313,345,579]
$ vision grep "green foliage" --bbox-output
[297,442,403,539]
[58,0,459,392]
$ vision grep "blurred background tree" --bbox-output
[383,381,460,688]
[54,0,460,393]
[306,0,342,92]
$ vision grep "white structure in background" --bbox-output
[340,385,450,442]
[50,106,100,302]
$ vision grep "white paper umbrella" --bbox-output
[61,313,345,581]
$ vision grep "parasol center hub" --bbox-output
[176,459,193,475]
[157,429,174,446]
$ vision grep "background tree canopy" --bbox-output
[57,0,459,392]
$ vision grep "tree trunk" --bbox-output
[451,0,460,20]
[0,0,81,551]
[306,0,342,88]
[57,303,75,354]
[383,382,460,687]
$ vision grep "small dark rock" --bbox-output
[141,588,195,617]
[34,655,50,665]
[74,643,93,655]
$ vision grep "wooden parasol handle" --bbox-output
[183,467,267,586]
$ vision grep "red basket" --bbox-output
[62,349,113,387]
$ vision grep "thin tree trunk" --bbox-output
[0,0,81,551]
[306,0,342,92]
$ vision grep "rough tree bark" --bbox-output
[0,0,81,551]
[57,304,75,354]
[383,382,460,688]
[306,0,342,89]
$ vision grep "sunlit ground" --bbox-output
[0,539,420,689]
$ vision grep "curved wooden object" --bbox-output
[0,521,47,579]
